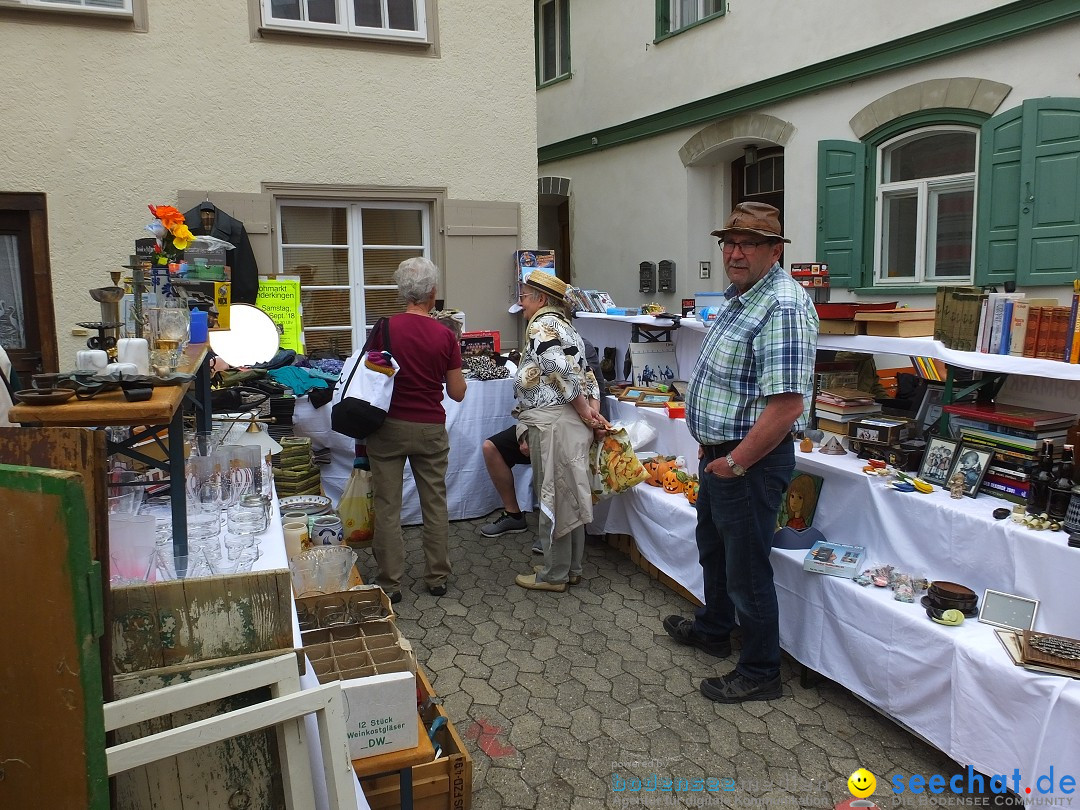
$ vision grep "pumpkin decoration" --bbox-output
[642,455,677,487]
[800,436,814,453]
[662,468,689,494]
[684,475,700,505]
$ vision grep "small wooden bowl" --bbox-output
[13,387,76,406]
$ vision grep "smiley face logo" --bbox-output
[848,768,876,798]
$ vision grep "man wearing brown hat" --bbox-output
[663,202,818,702]
[511,269,608,592]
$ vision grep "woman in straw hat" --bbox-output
[512,269,609,592]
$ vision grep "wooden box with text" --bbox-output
[846,417,913,446]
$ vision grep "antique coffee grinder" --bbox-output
[81,273,126,360]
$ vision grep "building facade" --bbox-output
[1,0,538,370]
[535,0,1080,313]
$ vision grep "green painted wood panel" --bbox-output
[817,140,866,288]
[0,464,107,809]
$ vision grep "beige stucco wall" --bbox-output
[539,16,1080,314]
[537,0,1007,146]
[0,0,537,363]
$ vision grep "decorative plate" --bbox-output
[278,494,333,516]
[920,595,978,618]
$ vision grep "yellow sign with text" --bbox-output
[255,277,303,354]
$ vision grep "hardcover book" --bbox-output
[942,402,1077,430]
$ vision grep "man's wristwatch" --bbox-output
[725,454,746,477]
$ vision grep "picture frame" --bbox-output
[617,386,660,403]
[946,442,994,498]
[915,382,947,434]
[775,471,824,532]
[628,342,679,390]
[978,589,1040,632]
[637,391,676,408]
[918,435,959,487]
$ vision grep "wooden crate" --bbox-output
[111,570,293,674]
[360,667,473,810]
[110,570,295,810]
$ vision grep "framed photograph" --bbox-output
[915,382,947,434]
[628,342,679,389]
[946,442,994,498]
[618,387,660,403]
[637,391,676,408]
[918,435,959,487]
[978,589,1039,632]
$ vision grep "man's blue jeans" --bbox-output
[692,440,793,681]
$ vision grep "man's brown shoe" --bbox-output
[515,573,567,592]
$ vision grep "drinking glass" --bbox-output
[223,532,254,560]
[108,469,145,515]
[108,514,158,583]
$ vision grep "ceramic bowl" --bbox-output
[13,387,76,406]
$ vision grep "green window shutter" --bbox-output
[1019,97,1080,286]
[975,104,1024,287]
[816,140,866,288]
[977,98,1080,287]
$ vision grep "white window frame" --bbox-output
[259,0,428,42]
[11,0,131,14]
[873,126,978,286]
[275,199,432,351]
[537,0,569,85]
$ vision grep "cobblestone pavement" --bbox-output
[362,512,982,810]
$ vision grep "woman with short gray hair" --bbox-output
[366,257,467,603]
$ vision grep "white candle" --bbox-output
[106,362,138,376]
[117,338,150,375]
[76,349,108,371]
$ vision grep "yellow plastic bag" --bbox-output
[338,466,374,548]
[589,427,650,503]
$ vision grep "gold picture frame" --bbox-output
[637,391,677,408]
[618,386,663,403]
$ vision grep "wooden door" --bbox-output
[0,193,59,376]
[0,464,107,809]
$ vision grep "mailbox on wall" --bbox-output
[639,261,656,294]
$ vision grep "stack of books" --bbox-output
[814,387,883,436]
[943,401,1078,502]
[566,288,618,313]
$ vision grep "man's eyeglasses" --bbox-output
[519,291,540,300]
[718,238,772,253]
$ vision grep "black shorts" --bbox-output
[488,425,529,467]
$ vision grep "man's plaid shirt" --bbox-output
[685,264,818,446]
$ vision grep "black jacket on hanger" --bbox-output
[183,202,260,304]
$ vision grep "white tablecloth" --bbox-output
[587,413,1080,781]
[249,498,369,810]
[293,378,533,524]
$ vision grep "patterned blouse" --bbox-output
[513,310,600,411]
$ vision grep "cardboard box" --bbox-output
[295,585,396,624]
[460,330,500,355]
[361,667,473,810]
[803,540,866,578]
[340,671,418,759]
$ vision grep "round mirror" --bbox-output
[208,304,281,366]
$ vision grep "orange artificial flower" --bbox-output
[149,204,186,231]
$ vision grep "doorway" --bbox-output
[730,146,785,264]
[0,193,58,376]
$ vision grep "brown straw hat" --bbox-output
[523,269,569,301]
[711,202,791,244]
